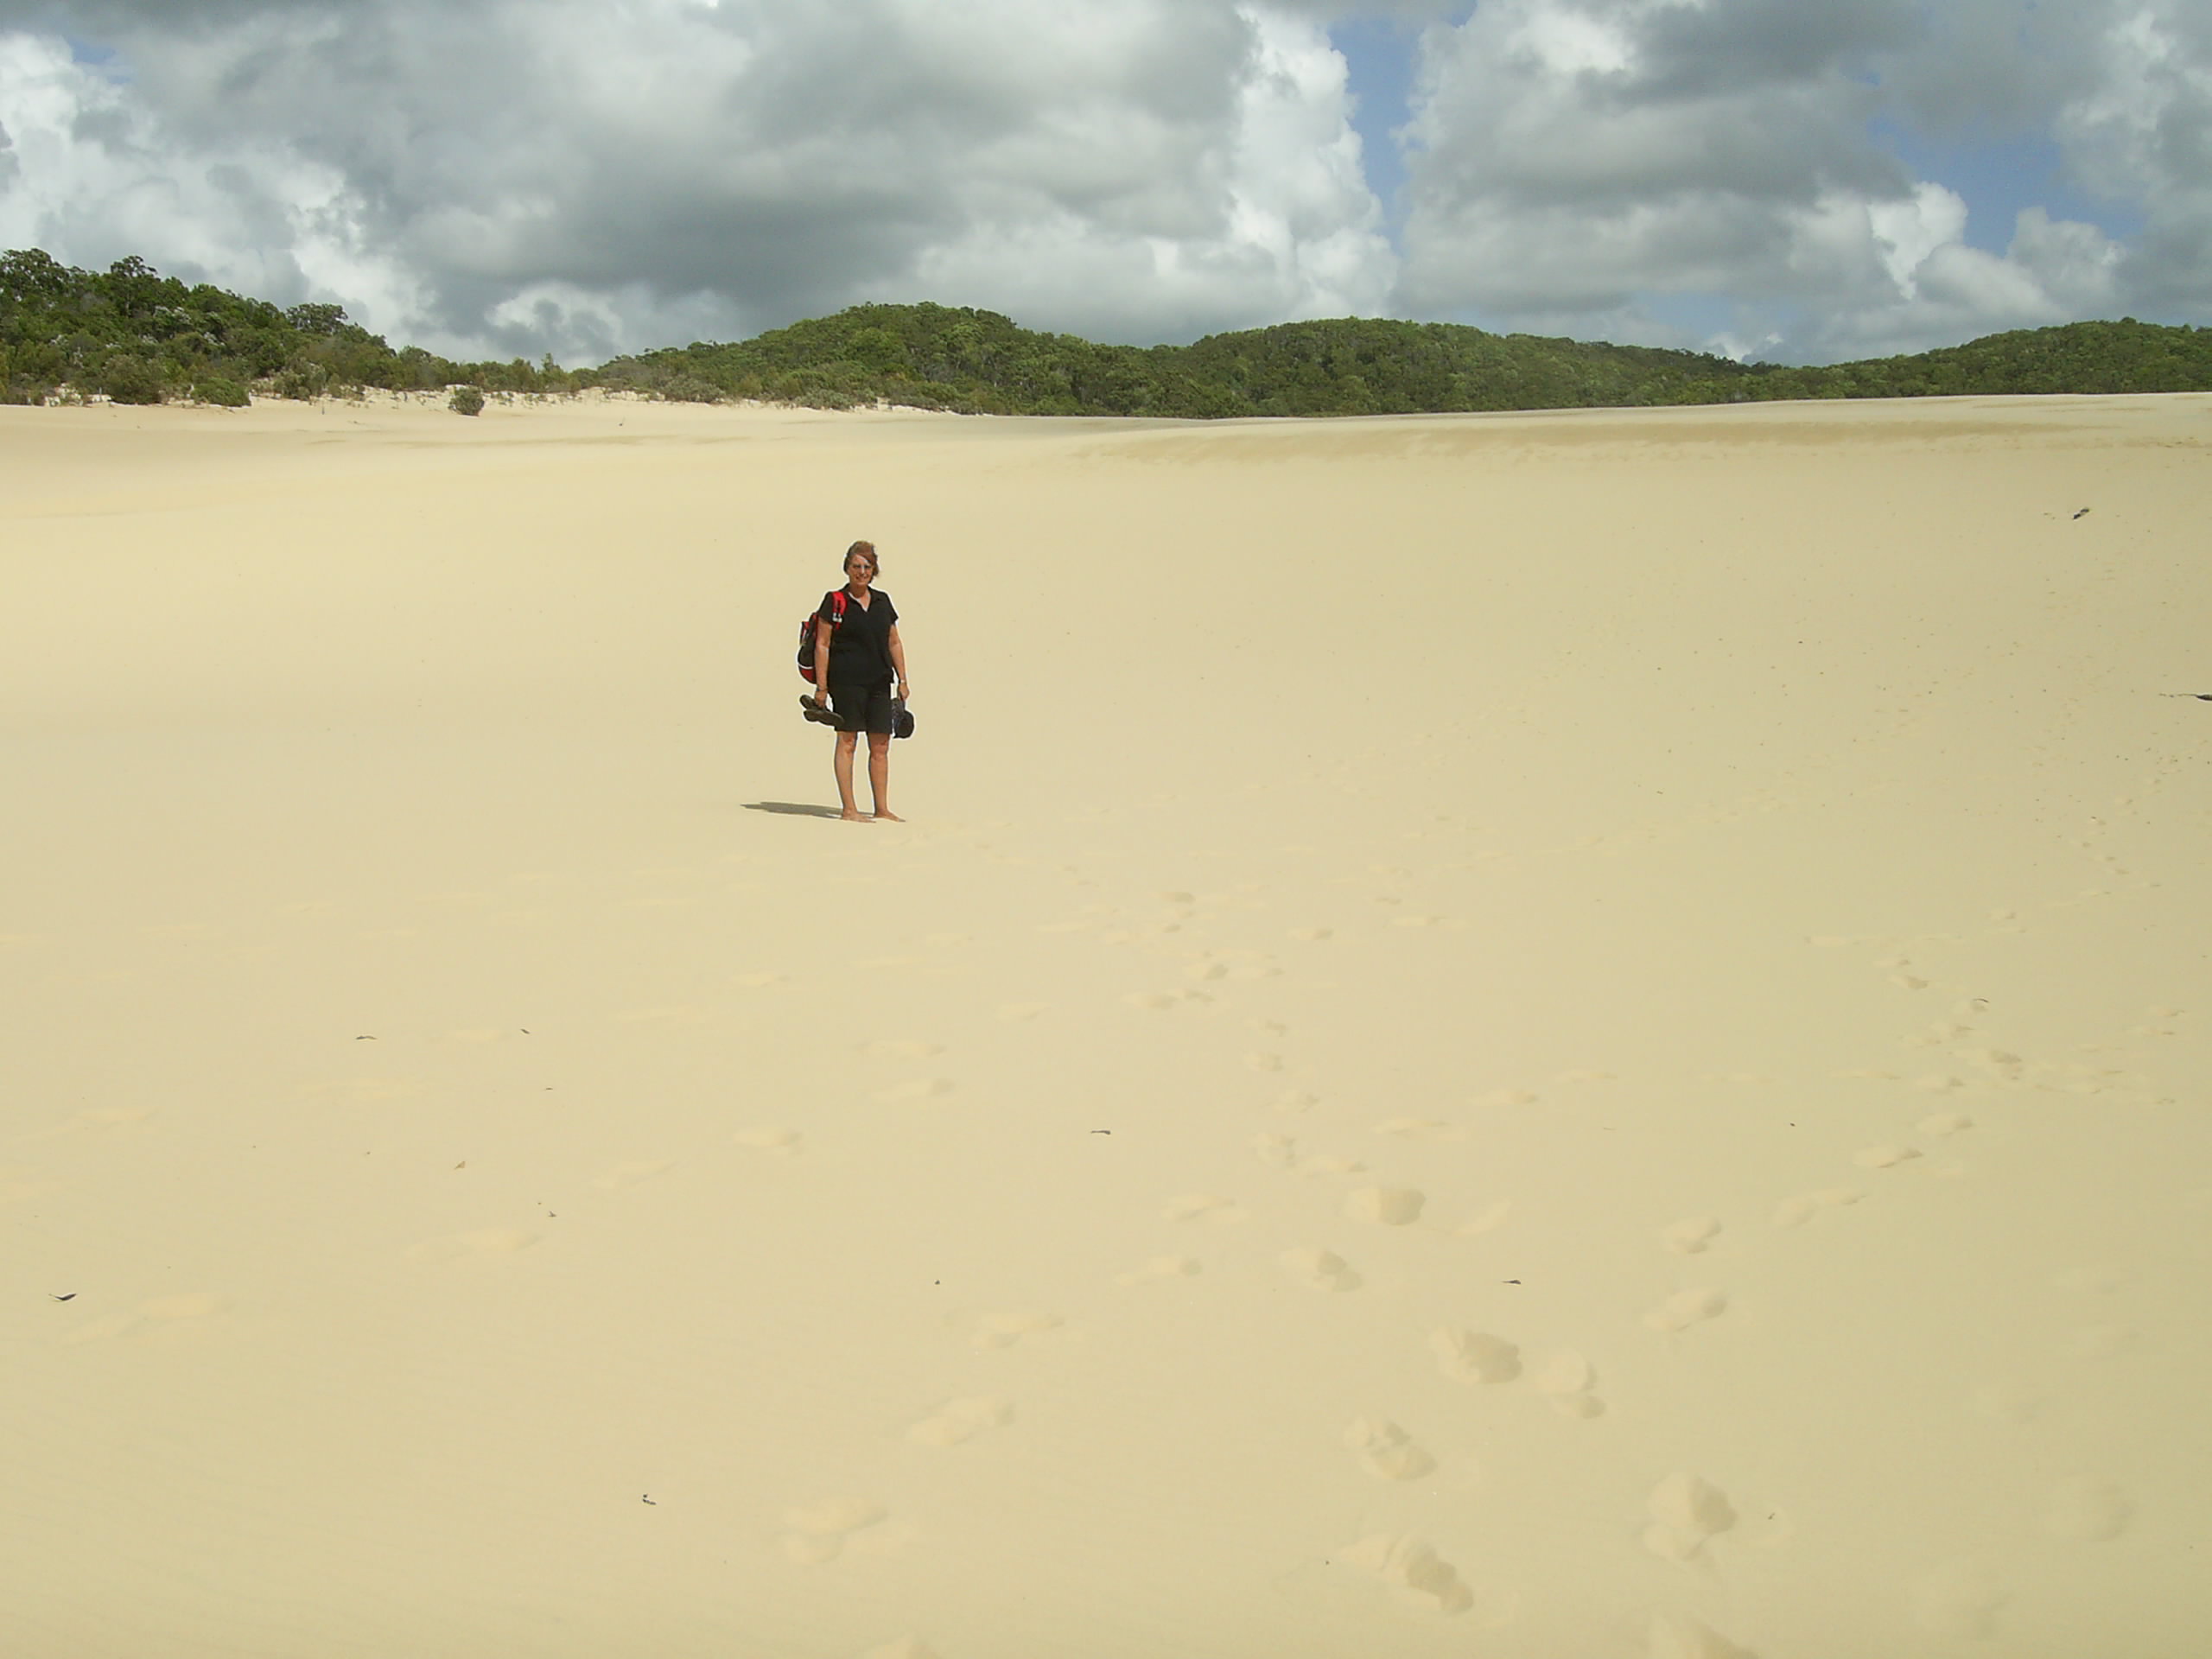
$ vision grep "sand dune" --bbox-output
[4,391,2209,1658]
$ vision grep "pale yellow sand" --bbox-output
[4,391,2209,1658]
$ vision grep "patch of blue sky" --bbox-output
[1868,118,2144,247]
[66,35,129,81]
[1330,16,1428,240]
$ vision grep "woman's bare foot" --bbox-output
[872,809,904,823]
[839,809,869,823]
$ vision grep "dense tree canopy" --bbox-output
[6,249,2208,416]
[0,248,570,406]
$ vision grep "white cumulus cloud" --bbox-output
[0,0,1395,359]
[0,0,2203,365]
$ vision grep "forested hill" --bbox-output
[590,306,2212,415]
[6,246,2209,415]
[0,248,579,407]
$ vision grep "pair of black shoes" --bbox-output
[801,693,916,739]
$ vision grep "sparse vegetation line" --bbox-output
[5,248,2208,416]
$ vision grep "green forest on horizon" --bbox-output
[5,246,2210,419]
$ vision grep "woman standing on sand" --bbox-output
[803,540,909,823]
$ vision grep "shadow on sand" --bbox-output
[742,801,845,819]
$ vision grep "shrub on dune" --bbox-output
[192,374,250,408]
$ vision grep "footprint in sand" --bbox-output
[995,1002,1047,1021]
[970,1311,1063,1351]
[1273,1090,1319,1114]
[60,1292,230,1346]
[1771,1187,1863,1228]
[1643,1288,1728,1332]
[594,1160,672,1190]
[1475,1089,1539,1108]
[1196,948,1281,981]
[404,1226,540,1266]
[780,1496,888,1566]
[1295,1153,1367,1178]
[1456,1201,1513,1236]
[1280,1248,1362,1292]
[732,1127,804,1154]
[1114,1255,1202,1287]
[1344,1186,1426,1225]
[1338,1533,1473,1615]
[1908,1560,2007,1637]
[861,1639,942,1659]
[872,1078,954,1104]
[1430,1328,1520,1384]
[2044,1476,2132,1541]
[906,1397,1014,1447]
[1123,991,1211,1011]
[1661,1217,1722,1255]
[1959,1047,2023,1078]
[1162,1193,1249,1224]
[1287,926,1333,942]
[1643,1472,1737,1562]
[1344,1418,1437,1481]
[1245,1052,1285,1073]
[1371,1116,1459,1140]
[1917,1112,1974,1135]
[1647,1613,1758,1659]
[1853,1143,1922,1169]
[1529,1350,1603,1418]
[1250,1134,1298,1171]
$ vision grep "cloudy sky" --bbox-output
[1,0,2205,365]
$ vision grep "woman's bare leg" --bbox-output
[867,733,900,821]
[833,729,866,821]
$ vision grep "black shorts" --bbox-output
[829,681,896,735]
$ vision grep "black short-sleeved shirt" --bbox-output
[817,588,899,689]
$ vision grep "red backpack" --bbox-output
[796,590,846,684]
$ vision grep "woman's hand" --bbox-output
[896,678,910,697]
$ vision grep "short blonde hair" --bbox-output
[844,540,879,575]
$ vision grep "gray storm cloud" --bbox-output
[1394,0,2197,359]
[0,0,2203,364]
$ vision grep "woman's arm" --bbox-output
[813,618,836,696]
[887,624,908,696]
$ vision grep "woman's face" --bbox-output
[845,556,875,589]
